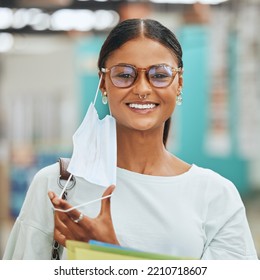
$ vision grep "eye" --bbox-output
[111,65,136,80]
[151,73,170,79]
[117,73,135,79]
[149,65,173,80]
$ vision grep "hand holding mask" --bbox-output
[48,185,119,247]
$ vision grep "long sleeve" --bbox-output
[3,164,59,260]
[201,174,258,260]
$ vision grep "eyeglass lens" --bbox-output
[110,65,175,88]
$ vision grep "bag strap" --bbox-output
[58,157,72,180]
[52,157,73,260]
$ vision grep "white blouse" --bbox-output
[3,163,258,260]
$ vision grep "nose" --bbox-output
[132,71,152,97]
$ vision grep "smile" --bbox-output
[128,103,157,109]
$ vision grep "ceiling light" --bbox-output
[12,9,30,29]
[0,8,13,29]
[0,33,14,52]
[94,10,119,30]
[51,9,95,31]
[31,13,50,31]
[151,0,229,4]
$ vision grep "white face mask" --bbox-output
[67,76,117,188]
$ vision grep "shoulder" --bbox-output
[26,162,60,195]
[17,163,61,220]
[191,164,236,189]
[191,165,243,210]
[33,162,59,182]
[191,164,241,200]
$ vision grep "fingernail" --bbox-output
[48,192,54,199]
[53,198,60,205]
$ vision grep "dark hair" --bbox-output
[98,18,183,146]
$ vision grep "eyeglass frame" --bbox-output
[101,63,183,88]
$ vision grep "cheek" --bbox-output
[106,91,123,118]
[162,86,178,104]
[161,90,178,117]
[164,101,176,121]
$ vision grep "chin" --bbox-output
[129,121,160,132]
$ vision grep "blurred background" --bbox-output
[0,0,259,259]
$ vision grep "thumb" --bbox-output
[100,185,116,216]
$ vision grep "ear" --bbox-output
[98,71,106,94]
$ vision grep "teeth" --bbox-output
[128,103,156,109]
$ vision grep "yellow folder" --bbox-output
[66,240,191,260]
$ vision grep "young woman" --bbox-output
[3,19,257,260]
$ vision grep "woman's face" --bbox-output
[101,37,183,133]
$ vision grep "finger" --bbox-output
[48,191,61,207]
[53,228,66,247]
[54,214,74,240]
[54,211,71,231]
[53,214,69,247]
[49,191,84,225]
[55,210,67,225]
[67,208,84,223]
[48,191,74,212]
[56,212,92,244]
[54,213,77,247]
[100,185,116,216]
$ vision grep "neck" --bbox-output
[117,125,171,175]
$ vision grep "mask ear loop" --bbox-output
[93,74,103,106]
[59,173,73,199]
[53,194,113,213]
[108,101,112,116]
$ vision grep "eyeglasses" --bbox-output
[101,64,182,88]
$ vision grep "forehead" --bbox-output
[106,37,178,68]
